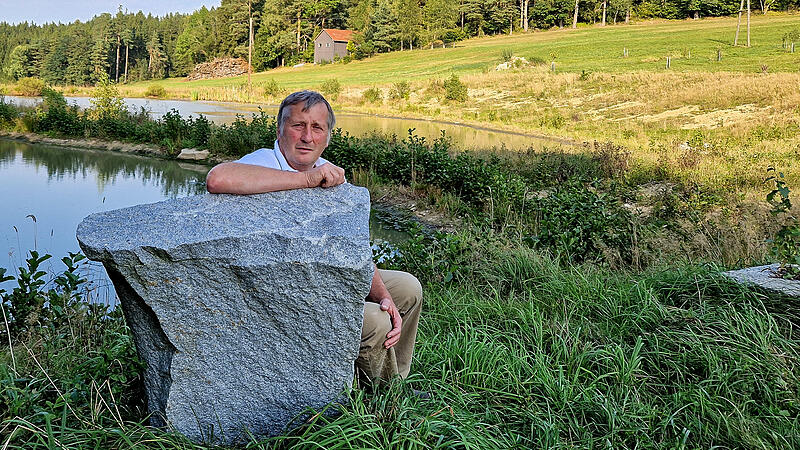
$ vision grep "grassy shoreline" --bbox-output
[2,103,799,448]
[2,16,800,445]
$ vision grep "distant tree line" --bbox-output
[1,0,798,85]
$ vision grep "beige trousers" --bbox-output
[356,269,423,383]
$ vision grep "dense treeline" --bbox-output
[1,0,798,85]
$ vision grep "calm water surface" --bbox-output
[0,139,402,302]
[5,95,555,150]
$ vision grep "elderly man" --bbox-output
[206,90,422,384]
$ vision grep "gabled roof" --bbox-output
[318,29,355,42]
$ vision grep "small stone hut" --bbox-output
[314,29,355,64]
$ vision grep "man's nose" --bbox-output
[300,125,313,142]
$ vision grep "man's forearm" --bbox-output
[368,264,391,302]
[206,162,309,194]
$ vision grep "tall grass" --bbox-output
[2,233,798,448]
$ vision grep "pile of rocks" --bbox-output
[187,58,251,80]
[495,56,530,71]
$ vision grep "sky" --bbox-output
[0,1,219,25]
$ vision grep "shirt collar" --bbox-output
[273,140,296,172]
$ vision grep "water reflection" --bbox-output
[0,139,208,300]
[0,138,411,304]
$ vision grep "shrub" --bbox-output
[765,167,800,279]
[320,78,341,100]
[89,73,126,120]
[13,77,46,96]
[426,79,445,98]
[0,97,19,125]
[530,182,633,262]
[389,81,411,100]
[144,84,167,98]
[527,56,547,66]
[161,109,190,152]
[443,74,468,102]
[261,79,282,98]
[208,109,276,157]
[362,87,382,104]
[41,86,67,109]
[188,114,212,148]
[501,48,514,62]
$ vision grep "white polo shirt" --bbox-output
[236,140,328,171]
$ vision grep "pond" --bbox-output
[0,138,406,303]
[4,95,559,151]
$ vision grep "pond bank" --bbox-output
[0,131,455,232]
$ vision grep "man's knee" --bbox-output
[384,270,423,312]
[362,304,391,342]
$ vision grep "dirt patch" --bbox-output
[682,104,772,129]
[370,184,463,233]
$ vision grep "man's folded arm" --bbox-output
[206,162,309,194]
[206,162,345,194]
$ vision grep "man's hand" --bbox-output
[304,162,345,188]
[380,297,402,349]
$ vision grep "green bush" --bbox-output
[13,77,46,96]
[0,251,144,436]
[320,78,342,100]
[208,109,276,156]
[144,84,167,98]
[529,182,632,262]
[389,81,411,100]
[501,48,514,62]
[0,97,19,125]
[443,74,468,102]
[261,79,283,98]
[527,56,547,66]
[362,87,382,104]
[89,73,125,120]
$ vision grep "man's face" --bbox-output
[278,102,330,172]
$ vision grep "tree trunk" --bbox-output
[296,12,301,49]
[522,0,531,32]
[602,0,607,26]
[735,0,744,46]
[124,44,129,83]
[747,0,751,47]
[115,35,120,83]
[572,0,579,28]
[248,0,253,96]
[625,7,630,23]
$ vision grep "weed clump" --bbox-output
[389,81,410,100]
[362,87,382,104]
[144,84,167,98]
[443,74,468,102]
[88,74,126,120]
[261,79,282,98]
[12,77,46,96]
[320,78,342,100]
[766,167,800,278]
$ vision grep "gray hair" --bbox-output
[276,90,336,139]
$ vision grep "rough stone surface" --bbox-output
[722,264,800,297]
[77,184,373,444]
[177,148,210,160]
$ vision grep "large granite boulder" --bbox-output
[77,184,373,444]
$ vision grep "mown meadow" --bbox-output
[1,13,800,448]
